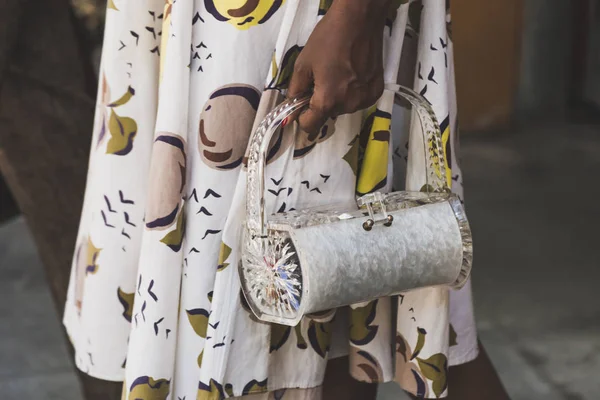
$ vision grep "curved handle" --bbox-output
[245,85,448,238]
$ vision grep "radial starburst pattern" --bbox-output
[242,233,302,318]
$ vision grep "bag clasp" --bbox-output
[357,192,394,231]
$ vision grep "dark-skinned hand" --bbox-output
[287,0,392,134]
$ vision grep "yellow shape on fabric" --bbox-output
[106,109,137,155]
[128,377,170,400]
[441,122,452,188]
[159,1,173,84]
[197,350,204,368]
[117,287,135,322]
[318,0,333,14]
[86,237,102,274]
[270,324,291,352]
[295,323,307,349]
[356,110,391,195]
[216,242,232,272]
[186,308,209,338]
[268,45,302,90]
[242,380,268,395]
[197,379,223,400]
[307,320,332,359]
[349,300,379,346]
[160,207,185,252]
[416,353,449,398]
[107,0,119,11]
[108,86,134,107]
[412,327,427,359]
[270,51,278,80]
[204,0,285,30]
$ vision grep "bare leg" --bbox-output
[322,357,378,400]
[445,342,510,400]
[408,341,510,400]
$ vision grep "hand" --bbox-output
[288,0,391,134]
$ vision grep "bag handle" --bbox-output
[245,85,449,238]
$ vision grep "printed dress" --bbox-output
[63,0,479,399]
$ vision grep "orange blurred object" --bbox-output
[451,0,524,131]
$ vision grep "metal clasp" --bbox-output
[357,192,394,231]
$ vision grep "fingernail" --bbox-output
[282,117,289,127]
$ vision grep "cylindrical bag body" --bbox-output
[240,86,473,326]
[287,196,465,315]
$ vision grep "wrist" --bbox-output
[331,0,392,24]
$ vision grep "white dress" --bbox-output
[63,1,478,398]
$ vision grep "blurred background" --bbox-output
[0,0,599,399]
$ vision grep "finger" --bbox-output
[298,91,335,134]
[344,79,385,114]
[298,108,328,135]
[287,61,313,99]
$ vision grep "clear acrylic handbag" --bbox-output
[239,86,472,326]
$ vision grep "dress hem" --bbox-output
[64,319,480,392]
[63,318,126,383]
[448,343,480,367]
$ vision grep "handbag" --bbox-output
[239,85,472,326]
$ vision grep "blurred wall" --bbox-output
[452,1,594,129]
[584,1,600,107]
[451,0,524,131]
[516,0,574,118]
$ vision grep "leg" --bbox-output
[445,341,510,400]
[322,357,378,400]
[408,341,510,400]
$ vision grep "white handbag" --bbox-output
[239,86,472,326]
